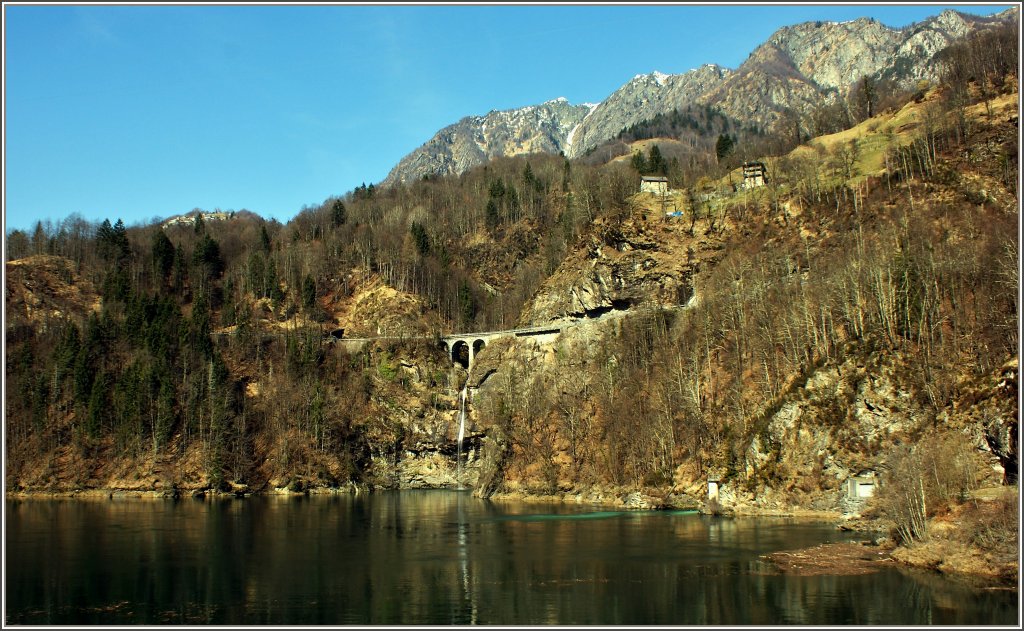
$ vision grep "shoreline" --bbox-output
[5,484,843,518]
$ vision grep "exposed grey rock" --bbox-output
[522,216,696,324]
[743,354,928,502]
[382,98,593,186]
[700,9,1015,133]
[473,425,511,499]
[623,491,652,509]
[565,65,731,159]
[380,8,1015,185]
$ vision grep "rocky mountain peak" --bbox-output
[628,70,672,87]
[758,17,903,91]
[381,7,1014,185]
[381,99,592,186]
[564,63,732,159]
[931,8,974,34]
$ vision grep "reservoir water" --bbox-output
[5,491,1018,625]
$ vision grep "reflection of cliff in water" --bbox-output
[4,494,1017,625]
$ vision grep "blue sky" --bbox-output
[3,3,1014,234]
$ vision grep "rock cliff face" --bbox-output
[382,8,1015,184]
[761,10,989,91]
[564,65,732,159]
[742,350,935,511]
[520,198,705,324]
[382,98,594,186]
[696,41,824,134]
[739,352,1018,513]
[949,357,1020,484]
[883,8,1015,85]
[763,18,904,92]
[702,9,1016,132]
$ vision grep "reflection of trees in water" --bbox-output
[5,496,1018,625]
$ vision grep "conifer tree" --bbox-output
[631,151,648,173]
[648,144,667,175]
[715,134,734,163]
[331,199,347,227]
[152,230,175,280]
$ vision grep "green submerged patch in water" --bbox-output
[490,509,700,522]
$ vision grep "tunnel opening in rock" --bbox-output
[581,299,633,319]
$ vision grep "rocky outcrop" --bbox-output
[736,348,1018,514]
[521,197,706,324]
[564,65,731,159]
[948,357,1019,484]
[473,424,511,499]
[697,42,825,134]
[381,8,1015,185]
[883,8,1018,86]
[382,98,593,186]
[392,438,484,489]
[700,9,1016,134]
[5,255,101,330]
[329,273,444,338]
[764,18,903,92]
[742,351,929,511]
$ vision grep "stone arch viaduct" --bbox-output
[320,322,564,370]
[440,324,563,369]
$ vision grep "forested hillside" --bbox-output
[5,19,1019,581]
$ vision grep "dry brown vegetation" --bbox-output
[888,487,1019,583]
[765,542,892,576]
[5,24,1018,587]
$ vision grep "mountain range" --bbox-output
[382,7,1017,186]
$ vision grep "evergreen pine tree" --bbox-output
[648,145,667,175]
[631,151,648,174]
[715,134,734,163]
[260,224,272,252]
[410,222,430,256]
[301,274,317,312]
[331,199,347,227]
[485,199,501,230]
[152,230,175,281]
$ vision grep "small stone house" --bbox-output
[741,161,767,189]
[845,470,876,499]
[640,175,669,195]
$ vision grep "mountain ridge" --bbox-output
[382,7,1017,185]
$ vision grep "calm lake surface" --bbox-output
[5,491,1018,625]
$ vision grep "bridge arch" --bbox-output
[473,339,486,357]
[451,340,470,369]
